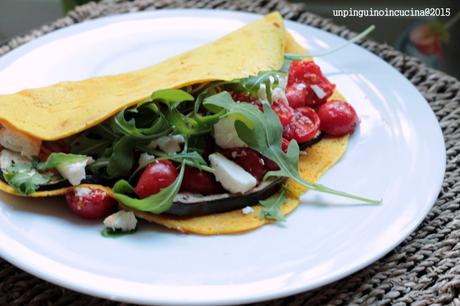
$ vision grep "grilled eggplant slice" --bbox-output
[166,177,286,217]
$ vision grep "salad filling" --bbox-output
[0,59,370,222]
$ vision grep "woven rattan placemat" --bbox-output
[1,0,459,305]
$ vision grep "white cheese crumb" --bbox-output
[56,157,93,186]
[0,125,41,158]
[138,152,155,166]
[242,206,254,215]
[148,135,185,153]
[257,83,268,102]
[272,87,289,104]
[103,211,137,232]
[311,84,326,99]
[209,153,257,194]
[213,116,247,149]
[74,187,92,197]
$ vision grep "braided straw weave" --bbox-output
[1,0,459,305]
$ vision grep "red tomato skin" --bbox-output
[180,167,223,195]
[271,100,295,126]
[231,92,263,111]
[317,100,358,136]
[287,60,335,107]
[135,160,178,198]
[221,148,269,182]
[281,138,290,153]
[65,188,116,220]
[285,84,308,108]
[282,107,320,143]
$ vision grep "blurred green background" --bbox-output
[0,0,459,77]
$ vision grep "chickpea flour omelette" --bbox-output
[0,12,377,235]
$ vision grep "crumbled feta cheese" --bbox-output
[209,153,257,194]
[278,75,287,90]
[311,84,326,99]
[148,135,185,153]
[213,116,247,149]
[103,211,137,232]
[0,126,41,158]
[56,157,93,186]
[242,206,254,215]
[74,187,92,197]
[258,83,268,102]
[272,87,289,104]
[258,75,288,102]
[0,149,31,171]
[294,83,307,91]
[138,152,155,166]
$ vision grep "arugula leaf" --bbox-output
[259,189,287,222]
[112,161,185,214]
[112,98,174,140]
[37,152,88,170]
[101,227,137,238]
[157,151,212,172]
[107,136,136,178]
[164,108,210,136]
[71,123,116,157]
[72,136,111,156]
[204,92,380,204]
[112,109,171,140]
[237,71,285,102]
[3,163,51,194]
[149,88,213,136]
[151,88,194,107]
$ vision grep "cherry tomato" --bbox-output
[221,148,268,181]
[283,107,320,143]
[180,167,223,195]
[65,187,116,219]
[281,138,290,153]
[317,100,358,136]
[287,60,335,107]
[271,100,295,126]
[135,160,178,198]
[231,92,263,111]
[285,83,308,108]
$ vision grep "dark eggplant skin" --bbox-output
[166,177,286,217]
[298,132,323,150]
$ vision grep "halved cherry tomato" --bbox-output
[283,107,320,143]
[317,100,358,136]
[271,100,295,126]
[231,92,258,103]
[135,160,178,198]
[287,60,335,107]
[65,187,116,219]
[285,83,308,108]
[180,167,223,195]
[221,148,270,181]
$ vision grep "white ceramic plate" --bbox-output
[0,9,445,305]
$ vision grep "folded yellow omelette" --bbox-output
[0,12,348,234]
